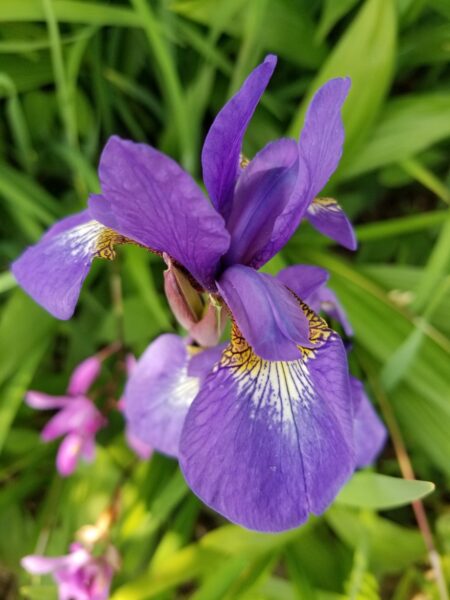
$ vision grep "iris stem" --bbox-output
[360,353,449,600]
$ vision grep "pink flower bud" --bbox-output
[163,255,204,331]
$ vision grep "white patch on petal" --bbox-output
[168,366,200,410]
[218,304,331,434]
[55,220,105,258]
[55,220,131,261]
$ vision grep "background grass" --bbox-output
[0,0,449,598]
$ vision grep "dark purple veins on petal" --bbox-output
[89,136,230,291]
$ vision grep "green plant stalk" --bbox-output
[412,214,450,313]
[0,1,141,27]
[227,0,267,96]
[41,0,77,149]
[355,210,449,241]
[130,0,193,170]
[400,157,450,205]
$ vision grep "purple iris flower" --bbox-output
[26,356,106,476]
[125,268,385,531]
[12,55,378,531]
[21,542,119,600]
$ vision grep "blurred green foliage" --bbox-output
[0,0,449,598]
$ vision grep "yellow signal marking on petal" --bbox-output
[215,298,333,427]
[296,297,331,359]
[94,228,132,260]
[224,297,331,372]
[220,325,319,423]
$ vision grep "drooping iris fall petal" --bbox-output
[179,321,354,532]
[306,197,357,250]
[11,211,114,319]
[125,334,222,457]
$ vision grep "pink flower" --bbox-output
[22,542,120,600]
[26,356,107,476]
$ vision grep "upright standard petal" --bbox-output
[249,78,351,268]
[298,78,351,200]
[201,55,277,219]
[67,356,102,396]
[89,136,230,290]
[125,334,221,457]
[223,139,298,267]
[306,197,356,250]
[351,377,387,468]
[217,265,313,361]
[180,316,354,532]
[11,211,125,319]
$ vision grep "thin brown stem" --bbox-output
[360,353,448,600]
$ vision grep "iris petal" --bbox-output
[351,377,387,468]
[223,139,298,267]
[125,334,222,457]
[201,55,277,220]
[217,265,313,361]
[247,78,351,269]
[313,286,354,337]
[11,211,118,320]
[276,265,329,300]
[90,136,230,290]
[277,264,353,336]
[179,323,354,532]
[307,197,356,250]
